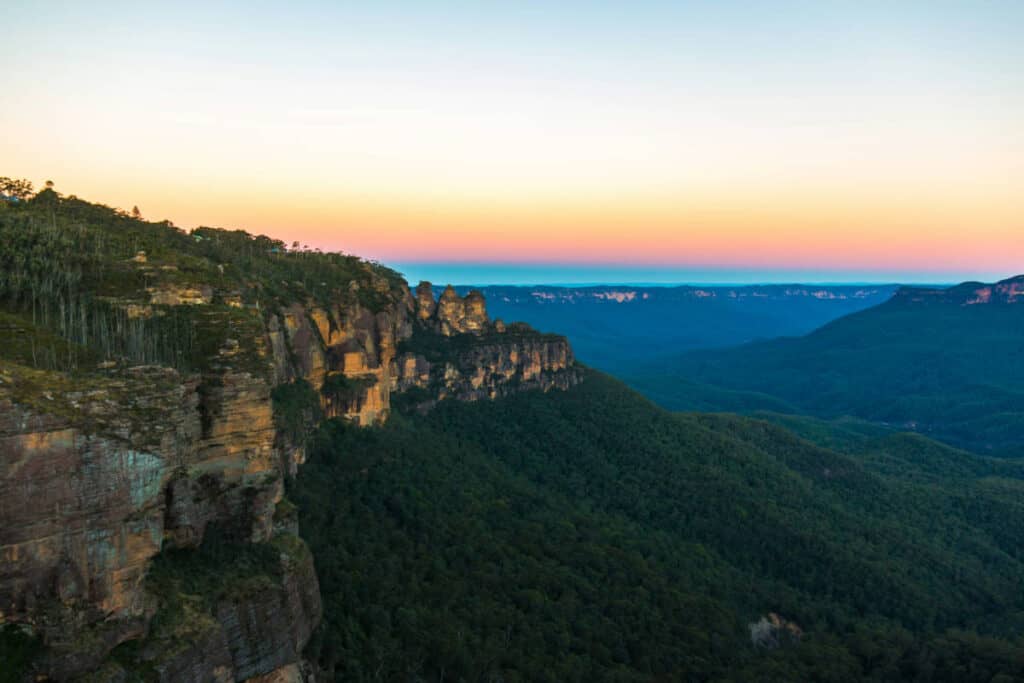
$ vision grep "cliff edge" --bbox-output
[0,190,578,680]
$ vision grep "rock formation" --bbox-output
[394,282,580,408]
[0,261,578,680]
[749,613,804,649]
[431,284,489,335]
[415,281,436,321]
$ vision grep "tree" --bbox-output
[0,177,34,200]
[131,206,143,220]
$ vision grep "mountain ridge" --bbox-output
[892,274,1024,306]
[628,273,1024,455]
[453,283,898,373]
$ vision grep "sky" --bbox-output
[3,1,1022,284]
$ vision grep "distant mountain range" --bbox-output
[628,275,1024,456]
[455,284,899,372]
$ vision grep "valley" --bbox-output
[457,284,897,372]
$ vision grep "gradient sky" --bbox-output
[3,1,1022,284]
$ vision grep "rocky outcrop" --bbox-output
[433,284,489,335]
[395,329,580,407]
[267,281,578,425]
[415,281,436,321]
[270,293,413,426]
[392,283,580,408]
[749,613,804,649]
[147,284,214,306]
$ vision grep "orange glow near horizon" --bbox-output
[12,172,1016,275]
[2,2,1022,280]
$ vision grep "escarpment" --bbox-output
[0,200,578,680]
[395,282,580,408]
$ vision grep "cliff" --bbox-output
[892,275,1024,306]
[395,282,579,409]
[0,194,578,680]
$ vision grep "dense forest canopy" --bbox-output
[293,371,1024,682]
[627,288,1024,457]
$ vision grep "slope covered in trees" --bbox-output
[0,185,405,375]
[627,279,1024,457]
[293,371,1024,682]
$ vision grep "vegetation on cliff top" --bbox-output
[0,180,405,377]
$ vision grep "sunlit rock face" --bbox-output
[268,281,578,425]
[434,285,490,335]
[0,370,192,648]
[416,283,491,336]
[0,363,311,679]
[147,284,214,306]
[398,284,582,409]
[271,296,414,426]
[415,281,436,321]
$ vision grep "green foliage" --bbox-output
[0,176,35,201]
[189,226,405,310]
[106,528,291,676]
[0,188,405,375]
[320,373,377,404]
[388,383,435,413]
[146,528,283,612]
[272,378,324,443]
[0,624,43,683]
[293,372,1024,681]
[628,292,1024,455]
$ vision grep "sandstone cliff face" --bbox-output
[434,284,489,335]
[394,283,580,407]
[0,367,194,668]
[1,272,577,681]
[270,293,414,426]
[395,331,580,405]
[0,362,314,681]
